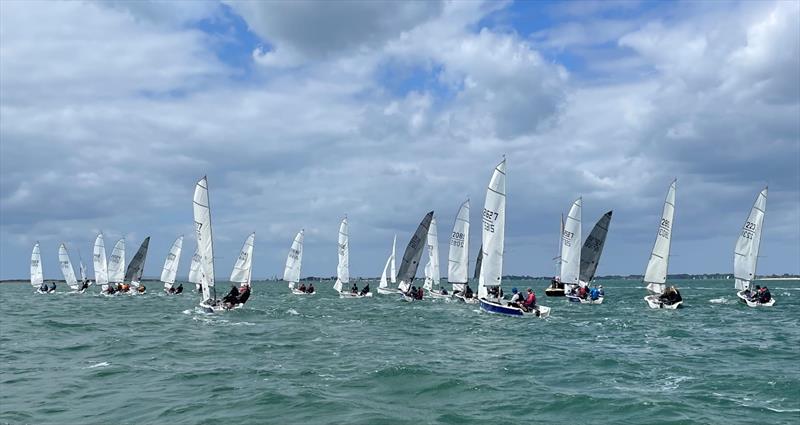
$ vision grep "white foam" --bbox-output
[709,297,728,304]
[287,308,299,315]
[86,362,109,369]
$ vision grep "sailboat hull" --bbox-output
[377,287,401,295]
[339,292,372,298]
[644,295,682,309]
[736,291,775,307]
[291,289,315,295]
[454,294,478,304]
[479,299,550,318]
[426,290,450,299]
[545,287,565,297]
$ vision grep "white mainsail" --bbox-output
[188,248,203,290]
[478,158,506,300]
[560,198,582,287]
[334,218,349,293]
[390,234,396,284]
[397,212,433,293]
[448,199,470,293]
[379,235,396,289]
[283,230,304,287]
[193,176,216,302]
[107,238,125,284]
[161,235,184,288]
[644,179,676,294]
[58,243,79,290]
[79,258,88,284]
[93,233,108,287]
[734,187,767,291]
[231,232,255,286]
[423,216,440,291]
[30,242,43,288]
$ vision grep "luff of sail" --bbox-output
[161,235,184,287]
[478,158,506,300]
[30,242,43,288]
[644,179,676,294]
[734,187,767,291]
[107,239,126,283]
[58,244,79,290]
[230,232,255,286]
[448,199,470,293]
[560,197,582,287]
[93,233,108,286]
[579,211,612,284]
[125,237,150,285]
[334,218,349,293]
[283,230,304,287]
[423,216,440,291]
[193,176,216,302]
[397,211,433,293]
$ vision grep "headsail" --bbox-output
[397,211,433,293]
[193,176,216,302]
[30,242,43,288]
[58,243,79,290]
[379,235,396,289]
[125,237,150,286]
[448,199,470,293]
[478,158,506,299]
[230,232,255,286]
[580,211,612,284]
[560,198,582,287]
[423,216,440,291]
[283,230,304,287]
[334,218,349,293]
[161,235,184,288]
[107,238,126,283]
[644,179,676,294]
[93,233,108,286]
[734,187,767,291]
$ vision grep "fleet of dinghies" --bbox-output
[26,161,779,313]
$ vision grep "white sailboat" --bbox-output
[377,235,397,294]
[477,158,549,318]
[643,179,683,309]
[78,254,89,288]
[561,198,584,302]
[31,242,48,293]
[545,214,566,297]
[734,187,774,307]
[449,199,470,300]
[226,232,255,308]
[335,218,371,298]
[58,243,79,292]
[161,235,184,293]
[107,238,126,290]
[94,233,111,294]
[396,211,433,301]
[124,237,150,294]
[193,176,220,311]
[284,230,310,294]
[424,215,447,299]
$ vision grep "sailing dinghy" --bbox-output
[643,179,683,309]
[561,198,583,303]
[94,233,112,295]
[423,215,447,299]
[448,199,470,300]
[193,176,223,312]
[576,211,612,304]
[545,214,566,297]
[188,248,203,294]
[31,242,49,293]
[396,211,434,301]
[78,253,90,289]
[734,188,774,307]
[377,235,398,294]
[334,218,371,298]
[224,232,255,308]
[161,235,184,294]
[285,230,311,295]
[108,238,126,291]
[477,158,550,318]
[124,237,150,294]
[58,243,80,293]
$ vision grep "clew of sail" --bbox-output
[734,187,767,291]
[397,212,433,293]
[644,179,676,294]
[58,244,79,290]
[478,158,506,300]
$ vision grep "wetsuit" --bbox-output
[222,286,240,304]
[237,287,251,305]
[360,285,370,296]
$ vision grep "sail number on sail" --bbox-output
[562,229,575,247]
[658,218,671,238]
[483,208,499,232]
[450,232,465,248]
[288,248,300,260]
[741,221,757,239]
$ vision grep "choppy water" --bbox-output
[1,279,798,425]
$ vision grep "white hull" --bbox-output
[377,287,401,295]
[35,289,55,294]
[736,290,775,307]
[644,295,682,309]
[291,289,315,295]
[401,294,414,302]
[454,294,478,304]
[579,296,604,305]
[426,290,450,299]
[339,292,373,298]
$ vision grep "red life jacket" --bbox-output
[525,293,536,305]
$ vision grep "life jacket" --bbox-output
[525,293,536,306]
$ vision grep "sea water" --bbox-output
[1,279,798,424]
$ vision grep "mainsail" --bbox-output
[473,245,483,281]
[580,211,612,284]
[161,235,184,288]
[396,211,433,293]
[423,216,440,291]
[79,258,87,284]
[188,248,203,289]
[644,179,676,294]
[283,230,304,287]
[193,176,216,302]
[30,242,43,288]
[560,198,582,287]
[58,243,79,290]
[93,233,108,286]
[478,158,506,299]
[107,238,126,284]
[230,232,255,286]
[379,235,396,289]
[734,187,767,291]
[448,199,470,293]
[125,237,150,286]
[334,218,349,293]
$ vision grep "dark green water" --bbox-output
[1,279,798,425]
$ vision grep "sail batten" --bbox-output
[734,187,767,291]
[644,180,676,292]
[397,212,433,293]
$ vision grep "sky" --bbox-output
[1,0,798,281]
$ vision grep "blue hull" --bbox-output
[479,299,524,316]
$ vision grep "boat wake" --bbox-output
[286,308,299,316]
[86,362,110,369]
[709,297,729,304]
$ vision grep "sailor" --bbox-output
[175,284,183,294]
[522,288,537,312]
[137,284,146,294]
[749,285,761,301]
[78,281,89,292]
[105,284,116,295]
[409,285,417,298]
[416,286,424,300]
[464,286,473,299]
[236,285,251,305]
[351,283,358,294]
[598,285,604,297]
[307,283,315,294]
[508,287,523,307]
[48,281,56,292]
[38,282,48,292]
[222,285,240,304]
[360,284,370,296]
[168,286,176,294]
[578,285,588,299]
[298,283,307,293]
[439,286,448,296]
[590,286,600,301]
[758,286,771,304]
